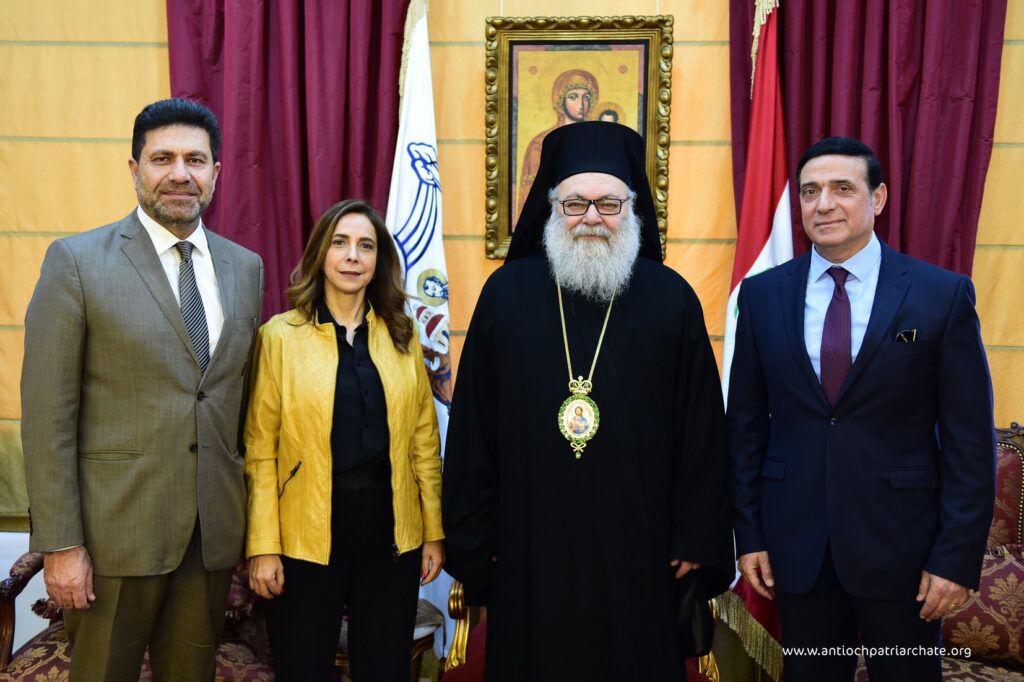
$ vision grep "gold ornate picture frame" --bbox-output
[484,15,674,259]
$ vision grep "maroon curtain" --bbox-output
[167,0,409,316]
[730,0,1007,275]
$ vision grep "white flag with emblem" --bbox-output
[385,0,455,657]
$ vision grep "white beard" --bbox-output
[542,207,642,302]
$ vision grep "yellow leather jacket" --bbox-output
[244,307,442,563]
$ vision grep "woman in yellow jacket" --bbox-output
[245,199,444,682]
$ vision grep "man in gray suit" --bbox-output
[21,98,264,681]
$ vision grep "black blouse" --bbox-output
[316,300,389,474]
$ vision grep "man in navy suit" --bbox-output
[728,136,995,681]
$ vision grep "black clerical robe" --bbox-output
[443,254,734,681]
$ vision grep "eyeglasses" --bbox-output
[558,197,629,216]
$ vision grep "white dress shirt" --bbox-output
[804,234,882,381]
[136,207,225,356]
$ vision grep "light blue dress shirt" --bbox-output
[804,234,882,381]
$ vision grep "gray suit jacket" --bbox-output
[21,211,264,575]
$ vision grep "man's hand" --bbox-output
[738,551,776,599]
[248,554,285,599]
[917,570,968,621]
[43,545,95,610]
[670,559,701,579]
[421,540,445,586]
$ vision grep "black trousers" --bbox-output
[776,547,941,682]
[265,478,421,682]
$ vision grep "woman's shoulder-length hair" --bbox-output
[285,198,414,353]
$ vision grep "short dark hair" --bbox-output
[131,98,222,162]
[796,136,884,191]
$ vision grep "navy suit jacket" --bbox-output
[728,240,995,599]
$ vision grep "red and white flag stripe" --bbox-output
[721,0,794,405]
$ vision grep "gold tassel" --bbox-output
[749,0,781,98]
[398,0,428,107]
[713,591,784,681]
[698,599,721,681]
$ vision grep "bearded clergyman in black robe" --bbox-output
[442,121,734,681]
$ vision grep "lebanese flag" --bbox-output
[721,0,793,405]
[723,0,791,645]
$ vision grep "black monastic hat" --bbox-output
[505,121,662,262]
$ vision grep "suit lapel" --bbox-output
[835,243,910,404]
[119,213,203,369]
[207,230,236,321]
[204,231,236,380]
[781,254,828,406]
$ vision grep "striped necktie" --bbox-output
[175,241,210,372]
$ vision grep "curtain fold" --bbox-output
[731,0,1007,274]
[167,0,409,316]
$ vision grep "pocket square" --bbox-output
[895,329,918,343]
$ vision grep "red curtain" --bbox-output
[167,0,409,316]
[730,0,1007,275]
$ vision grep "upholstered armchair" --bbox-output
[930,422,1024,680]
[701,423,1024,682]
[852,423,1024,681]
[0,558,272,680]
[1,556,445,682]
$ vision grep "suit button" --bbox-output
[197,391,206,401]
[189,443,199,453]
[829,418,839,426]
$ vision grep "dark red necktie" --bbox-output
[820,267,851,406]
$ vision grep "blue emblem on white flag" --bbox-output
[394,142,441,274]
[390,139,452,410]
